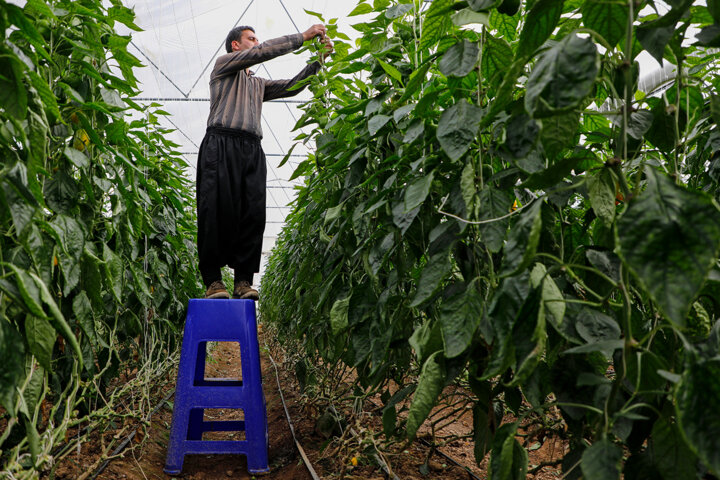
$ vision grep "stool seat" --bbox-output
[164,299,269,475]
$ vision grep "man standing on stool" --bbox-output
[197,24,333,300]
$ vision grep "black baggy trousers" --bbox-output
[196,126,266,287]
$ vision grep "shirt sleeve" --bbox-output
[211,33,304,79]
[262,62,322,101]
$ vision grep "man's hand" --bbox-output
[302,24,327,42]
[322,37,333,59]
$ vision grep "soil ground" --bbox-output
[49,333,565,480]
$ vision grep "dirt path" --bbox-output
[52,337,563,479]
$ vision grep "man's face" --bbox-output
[232,30,259,51]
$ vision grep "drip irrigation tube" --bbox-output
[267,352,322,480]
[89,388,176,480]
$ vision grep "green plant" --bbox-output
[261,0,720,477]
[0,0,201,475]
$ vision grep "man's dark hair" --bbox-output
[225,26,255,53]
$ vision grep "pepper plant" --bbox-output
[0,0,201,475]
[261,0,720,477]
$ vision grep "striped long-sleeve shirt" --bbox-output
[207,33,321,138]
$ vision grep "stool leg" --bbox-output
[164,319,200,475]
[246,392,270,474]
[194,341,207,384]
[164,398,189,474]
[187,408,204,441]
[243,303,269,474]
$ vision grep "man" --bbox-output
[197,24,332,300]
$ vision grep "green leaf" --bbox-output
[404,171,435,212]
[439,40,481,77]
[28,70,60,122]
[406,351,446,440]
[278,143,298,168]
[452,8,490,27]
[540,111,580,159]
[676,359,720,476]
[563,339,624,355]
[392,201,421,234]
[0,55,28,120]
[478,187,513,252]
[437,100,483,161]
[400,62,431,101]
[617,168,720,326]
[376,58,403,84]
[304,8,325,20]
[637,24,674,64]
[50,215,85,260]
[571,307,621,357]
[535,264,565,327]
[696,24,720,47]
[482,34,513,87]
[4,264,45,318]
[581,0,629,48]
[516,0,564,60]
[473,399,495,463]
[386,3,413,19]
[393,103,416,123]
[64,146,89,169]
[348,3,373,16]
[439,283,483,357]
[103,244,123,302]
[489,423,528,480]
[497,0,521,16]
[525,34,599,118]
[419,0,454,51]
[490,10,520,40]
[711,94,720,128]
[31,272,83,368]
[651,417,697,480]
[411,251,452,307]
[709,0,720,22]
[0,319,25,416]
[368,114,392,136]
[461,159,476,210]
[73,291,96,345]
[26,0,58,19]
[581,438,622,480]
[468,0,502,10]
[500,200,543,277]
[25,315,55,371]
[325,202,344,225]
[521,155,577,189]
[404,118,425,144]
[409,319,444,364]
[330,295,350,336]
[588,168,616,226]
[484,273,530,377]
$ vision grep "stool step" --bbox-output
[164,299,269,475]
[194,378,242,387]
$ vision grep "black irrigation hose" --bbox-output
[267,351,480,480]
[89,388,176,480]
[363,397,483,480]
[417,437,483,480]
[267,352,322,480]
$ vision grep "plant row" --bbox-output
[261,0,720,478]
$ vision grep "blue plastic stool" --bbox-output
[164,299,269,475]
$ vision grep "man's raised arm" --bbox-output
[212,25,328,79]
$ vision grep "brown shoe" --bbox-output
[233,280,259,300]
[204,280,230,299]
